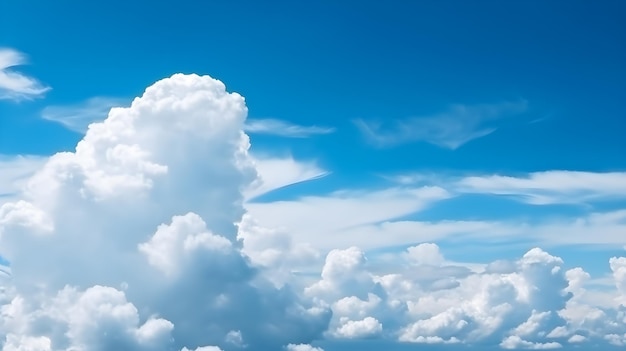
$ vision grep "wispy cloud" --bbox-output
[384,170,626,205]
[0,48,50,100]
[457,171,626,205]
[245,155,330,200]
[0,154,47,203]
[244,118,335,138]
[355,100,528,149]
[42,97,127,133]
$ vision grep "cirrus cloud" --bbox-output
[0,48,49,100]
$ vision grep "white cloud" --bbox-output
[2,334,51,351]
[0,74,330,350]
[334,317,383,339]
[138,212,233,277]
[354,100,527,149]
[246,186,452,251]
[41,97,127,133]
[237,214,320,287]
[181,347,223,351]
[300,244,622,347]
[244,118,335,138]
[568,334,586,343]
[0,156,47,205]
[245,156,329,200]
[610,256,626,306]
[511,310,552,337]
[406,243,444,266]
[386,170,626,205]
[500,335,562,349]
[248,193,626,251]
[0,48,49,100]
[285,344,324,351]
[457,170,626,205]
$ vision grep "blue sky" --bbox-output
[1,1,625,350]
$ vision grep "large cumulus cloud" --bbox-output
[0,74,330,351]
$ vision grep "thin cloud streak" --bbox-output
[384,170,626,205]
[0,48,50,100]
[457,170,626,205]
[355,100,528,149]
[245,156,330,200]
[244,118,335,138]
[0,155,48,205]
[42,97,127,133]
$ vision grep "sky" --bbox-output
[0,0,625,350]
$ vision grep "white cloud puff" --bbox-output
[334,317,382,339]
[0,74,329,351]
[500,335,562,349]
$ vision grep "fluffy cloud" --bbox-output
[0,74,329,350]
[303,242,626,348]
[500,335,562,349]
[0,48,50,100]
[334,317,382,339]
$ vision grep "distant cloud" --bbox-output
[385,170,626,205]
[456,170,626,205]
[0,48,50,100]
[42,97,127,133]
[244,118,335,138]
[355,100,528,149]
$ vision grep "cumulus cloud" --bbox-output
[500,335,562,349]
[300,243,626,348]
[41,97,128,133]
[354,100,527,149]
[334,317,382,339]
[237,214,320,287]
[244,118,335,138]
[0,74,330,350]
[0,48,49,100]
